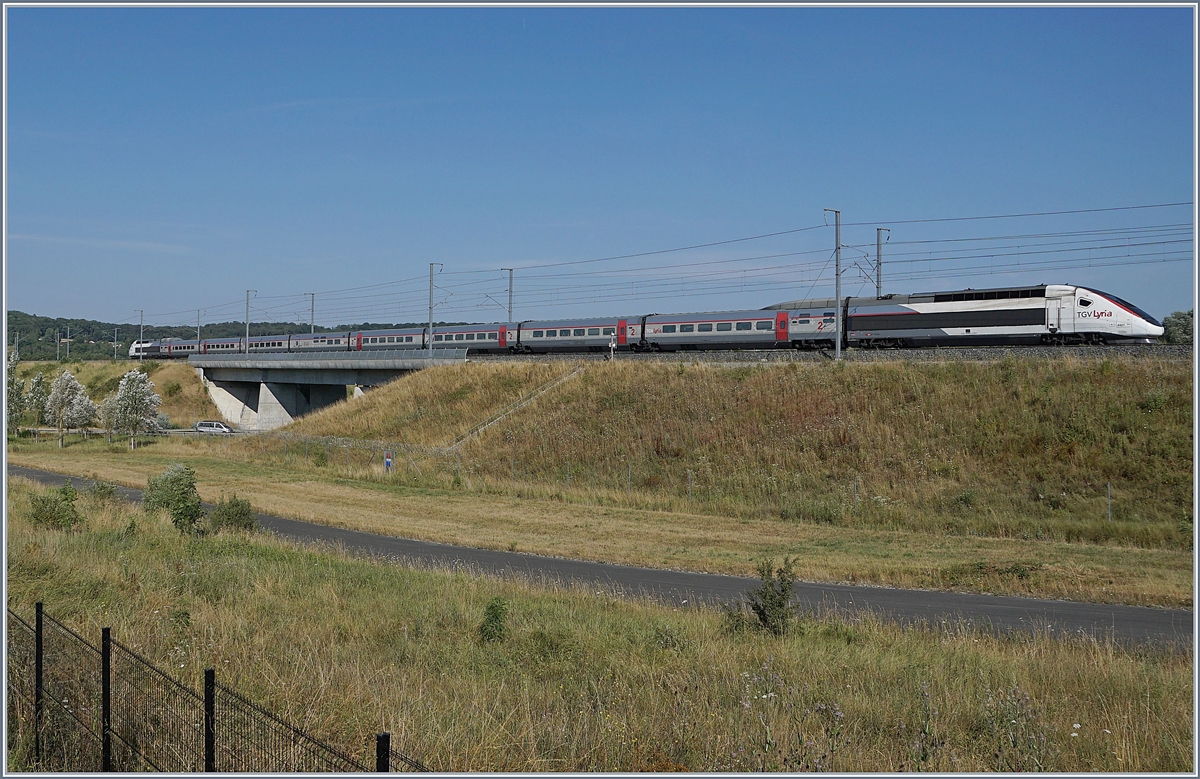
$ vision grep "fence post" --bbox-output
[101,627,112,771]
[34,602,43,765]
[204,668,215,772]
[375,732,390,771]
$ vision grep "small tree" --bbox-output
[113,370,162,449]
[145,464,203,533]
[1163,309,1193,345]
[26,373,49,426]
[98,392,119,443]
[6,351,25,436]
[66,390,97,439]
[45,370,89,447]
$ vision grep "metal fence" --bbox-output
[6,603,429,772]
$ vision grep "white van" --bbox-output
[194,420,233,435]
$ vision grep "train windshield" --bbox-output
[1089,289,1162,327]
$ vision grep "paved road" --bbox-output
[8,464,1193,650]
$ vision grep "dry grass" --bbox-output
[5,441,1192,608]
[12,359,219,428]
[280,356,1192,549]
[6,476,1193,772]
[287,360,569,445]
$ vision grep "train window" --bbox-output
[679,324,694,333]
[560,329,571,337]
[602,327,615,335]
[698,323,713,332]
[796,319,811,325]
[1079,299,1093,307]
[662,325,677,333]
[455,334,465,341]
[465,333,475,340]
[588,328,600,336]
[823,318,835,323]
[405,336,413,342]
[573,329,585,336]
[736,322,752,331]
[533,331,544,338]
[335,340,341,344]
[434,335,443,342]
[385,336,393,343]
[823,312,835,317]
[716,323,732,331]
[756,321,772,330]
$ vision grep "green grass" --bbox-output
[6,476,1193,772]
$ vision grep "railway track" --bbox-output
[468,343,1192,364]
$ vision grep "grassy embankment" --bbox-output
[10,359,220,429]
[8,356,1192,607]
[6,476,1193,772]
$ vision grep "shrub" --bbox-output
[163,381,182,398]
[209,493,256,532]
[29,481,82,530]
[144,464,203,533]
[748,557,798,636]
[479,597,509,643]
[86,480,117,502]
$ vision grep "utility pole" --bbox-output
[428,264,442,353]
[824,208,842,360]
[65,326,69,360]
[308,293,315,334]
[13,332,18,361]
[56,331,60,361]
[113,328,119,360]
[500,268,514,322]
[136,310,144,362]
[197,310,202,343]
[876,228,889,298]
[245,290,256,353]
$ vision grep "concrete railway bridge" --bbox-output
[188,349,467,431]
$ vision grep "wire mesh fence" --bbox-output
[211,678,369,772]
[5,604,429,772]
[109,638,206,772]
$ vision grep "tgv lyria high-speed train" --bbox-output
[129,283,1164,359]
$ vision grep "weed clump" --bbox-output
[144,464,203,533]
[479,597,509,643]
[209,493,256,532]
[86,479,118,502]
[29,481,82,530]
[723,558,801,637]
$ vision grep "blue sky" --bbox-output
[4,6,1195,330]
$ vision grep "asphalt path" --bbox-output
[8,464,1193,651]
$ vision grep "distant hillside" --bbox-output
[5,310,466,362]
